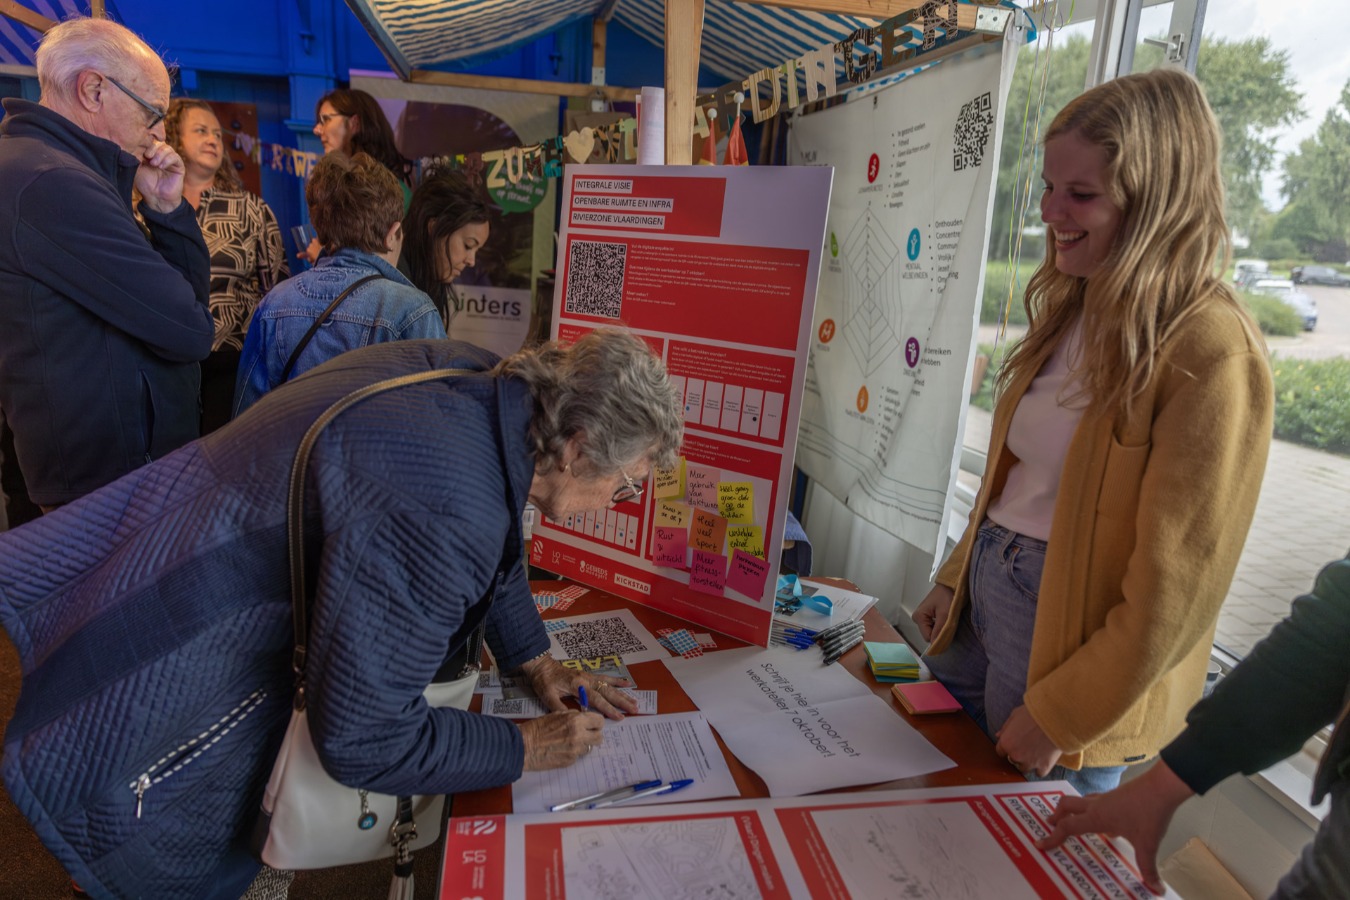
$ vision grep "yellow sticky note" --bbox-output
[726,525,765,560]
[656,500,691,529]
[717,481,754,524]
[654,458,686,500]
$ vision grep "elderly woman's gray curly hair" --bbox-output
[494,329,683,474]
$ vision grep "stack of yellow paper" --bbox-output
[863,641,920,683]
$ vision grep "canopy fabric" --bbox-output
[0,0,125,67]
[348,0,889,83]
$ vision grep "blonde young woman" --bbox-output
[913,68,1273,795]
[165,98,288,433]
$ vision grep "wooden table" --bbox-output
[449,578,1020,821]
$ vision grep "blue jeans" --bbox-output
[927,522,1127,796]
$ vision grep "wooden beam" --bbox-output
[737,0,980,30]
[664,0,705,165]
[592,18,606,76]
[0,0,55,33]
[596,0,623,23]
[90,0,105,18]
[408,68,637,102]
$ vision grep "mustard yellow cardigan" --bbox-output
[933,298,1273,769]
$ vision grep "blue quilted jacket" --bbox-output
[0,340,550,899]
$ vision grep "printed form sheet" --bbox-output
[530,165,834,646]
[444,782,1179,899]
[510,712,739,814]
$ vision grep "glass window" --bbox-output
[1188,3,1350,658]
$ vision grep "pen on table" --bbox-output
[589,778,695,809]
[822,632,866,665]
[817,621,865,651]
[578,684,589,712]
[815,619,864,643]
[549,779,663,812]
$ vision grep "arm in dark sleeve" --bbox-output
[306,510,527,796]
[1160,557,1350,795]
[15,169,213,362]
[484,560,550,672]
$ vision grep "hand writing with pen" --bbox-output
[514,652,639,771]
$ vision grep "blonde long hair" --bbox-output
[999,68,1257,416]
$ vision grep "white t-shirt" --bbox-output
[986,320,1088,541]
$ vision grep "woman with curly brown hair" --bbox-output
[165,98,288,432]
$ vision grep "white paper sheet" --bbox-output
[544,607,669,665]
[773,579,880,633]
[665,645,954,795]
[510,712,739,813]
[483,690,658,718]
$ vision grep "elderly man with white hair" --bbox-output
[0,17,212,512]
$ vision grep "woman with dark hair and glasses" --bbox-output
[299,88,413,265]
[400,167,491,329]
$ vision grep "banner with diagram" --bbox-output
[787,35,1018,561]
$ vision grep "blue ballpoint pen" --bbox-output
[549,779,663,812]
[577,684,589,711]
[589,778,695,809]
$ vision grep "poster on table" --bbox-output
[529,165,833,645]
[354,74,553,357]
[441,781,1177,899]
[786,33,1019,563]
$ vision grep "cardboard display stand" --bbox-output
[530,164,833,645]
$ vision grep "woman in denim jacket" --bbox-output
[232,152,444,416]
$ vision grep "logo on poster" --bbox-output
[856,385,869,413]
[867,153,880,183]
[907,228,921,260]
[818,319,836,343]
[580,560,609,581]
[614,574,651,594]
[905,337,920,368]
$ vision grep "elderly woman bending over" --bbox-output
[0,330,682,899]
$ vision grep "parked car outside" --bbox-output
[1290,265,1350,287]
[1250,278,1318,331]
[1233,259,1270,290]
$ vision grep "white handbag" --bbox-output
[248,368,516,895]
[254,672,478,871]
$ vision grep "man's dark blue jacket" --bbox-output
[0,98,212,506]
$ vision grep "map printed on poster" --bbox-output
[530,165,833,645]
[441,782,1178,900]
[788,34,1019,562]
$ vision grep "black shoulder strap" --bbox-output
[279,273,385,384]
[285,367,475,701]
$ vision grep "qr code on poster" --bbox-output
[554,616,647,659]
[565,240,626,319]
[953,91,993,172]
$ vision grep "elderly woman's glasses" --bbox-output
[612,470,644,505]
[104,74,165,130]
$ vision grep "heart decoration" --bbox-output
[563,127,596,163]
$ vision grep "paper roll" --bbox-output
[638,86,666,166]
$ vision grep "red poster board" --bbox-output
[530,165,834,645]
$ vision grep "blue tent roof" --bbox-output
[347,0,887,83]
[0,0,125,67]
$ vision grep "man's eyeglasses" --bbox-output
[316,112,349,127]
[104,74,165,130]
[611,470,644,505]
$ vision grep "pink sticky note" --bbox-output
[689,550,727,596]
[685,463,721,511]
[652,526,689,569]
[726,549,771,599]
